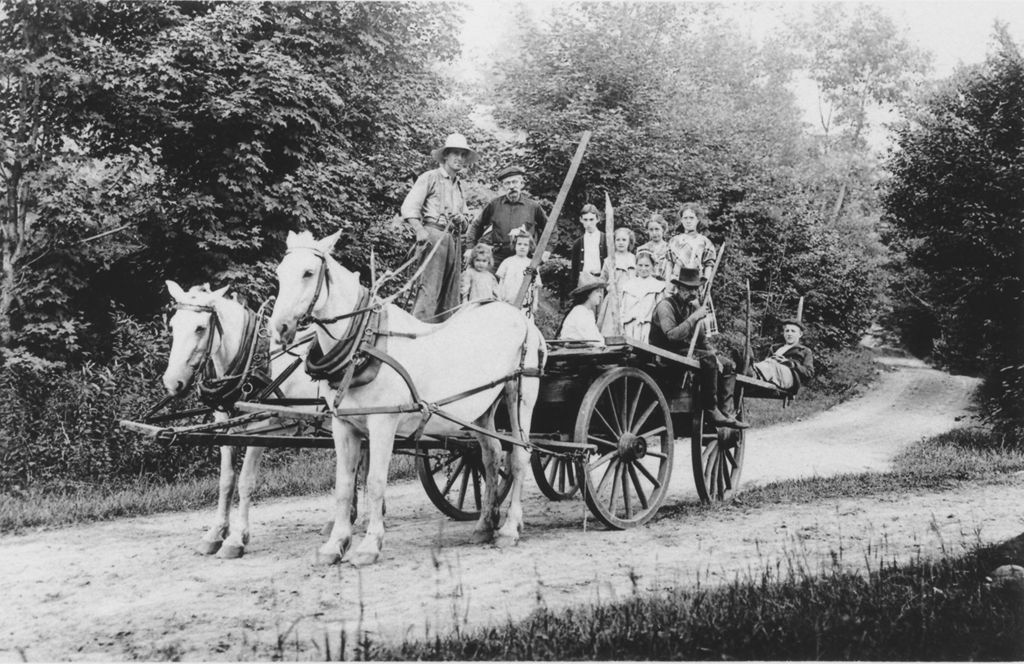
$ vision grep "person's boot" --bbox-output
[716,374,750,429]
[699,357,738,428]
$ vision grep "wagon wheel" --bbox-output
[691,391,746,503]
[577,367,675,529]
[416,444,514,521]
[531,450,581,500]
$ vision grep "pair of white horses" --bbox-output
[163,230,546,565]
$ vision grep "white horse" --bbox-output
[162,280,321,558]
[270,230,546,566]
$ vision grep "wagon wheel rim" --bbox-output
[530,449,581,500]
[690,394,745,503]
[578,367,674,529]
[416,444,513,521]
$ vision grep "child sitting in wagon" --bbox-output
[495,226,541,313]
[460,243,498,302]
[752,319,815,392]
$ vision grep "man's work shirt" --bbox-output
[649,295,707,355]
[400,167,468,228]
[466,193,548,256]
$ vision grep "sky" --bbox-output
[459,1,1024,147]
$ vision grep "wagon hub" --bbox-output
[617,432,647,461]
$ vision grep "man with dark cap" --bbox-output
[401,133,475,322]
[753,319,815,391]
[465,164,550,269]
[649,267,749,428]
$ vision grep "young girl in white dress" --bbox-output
[495,228,541,314]
[620,251,668,342]
[601,227,636,284]
[460,243,498,302]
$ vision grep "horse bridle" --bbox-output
[284,246,375,339]
[168,301,224,389]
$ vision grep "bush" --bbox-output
[0,313,218,493]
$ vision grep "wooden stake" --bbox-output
[512,131,592,308]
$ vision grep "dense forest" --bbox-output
[1,1,1021,490]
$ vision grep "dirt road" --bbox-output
[2,357,1019,661]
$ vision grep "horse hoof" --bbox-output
[494,534,519,549]
[469,530,493,545]
[348,551,379,567]
[218,543,245,559]
[316,550,342,566]
[196,539,223,555]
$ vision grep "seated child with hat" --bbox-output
[558,280,607,344]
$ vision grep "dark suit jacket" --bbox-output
[768,343,815,389]
[570,233,608,283]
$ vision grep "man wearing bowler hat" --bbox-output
[401,133,476,322]
[466,164,550,270]
[650,267,749,429]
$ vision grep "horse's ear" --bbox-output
[211,285,230,299]
[318,229,343,253]
[285,230,298,247]
[166,280,187,302]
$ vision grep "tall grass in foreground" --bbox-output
[365,537,1024,661]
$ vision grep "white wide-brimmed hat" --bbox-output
[431,133,478,164]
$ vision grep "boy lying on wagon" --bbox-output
[751,319,815,392]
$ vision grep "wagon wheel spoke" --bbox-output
[701,441,716,465]
[546,455,560,488]
[608,461,622,514]
[622,464,633,519]
[620,378,630,432]
[441,457,467,497]
[602,390,624,436]
[588,450,617,472]
[704,450,719,491]
[566,458,577,488]
[557,458,568,493]
[593,404,620,439]
[595,458,617,496]
[633,458,662,490]
[626,463,649,510]
[626,381,646,432]
[637,425,667,439]
[471,465,482,510]
[587,434,618,450]
[457,462,471,510]
[630,400,658,435]
[643,449,668,460]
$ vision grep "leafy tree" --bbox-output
[883,25,1024,431]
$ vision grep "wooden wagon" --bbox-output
[122,331,787,529]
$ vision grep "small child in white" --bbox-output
[620,251,668,342]
[460,243,498,302]
[495,227,541,313]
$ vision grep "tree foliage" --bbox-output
[1,0,464,363]
[488,3,887,353]
[884,26,1024,429]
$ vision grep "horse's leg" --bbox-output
[470,406,501,545]
[197,442,235,555]
[218,445,266,559]
[496,379,537,548]
[348,414,398,566]
[317,419,361,565]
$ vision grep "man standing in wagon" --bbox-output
[401,133,477,322]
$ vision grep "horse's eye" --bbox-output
[303,270,314,279]
[195,325,206,335]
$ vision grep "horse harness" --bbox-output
[290,244,544,451]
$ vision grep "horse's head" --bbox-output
[162,280,231,396]
[270,229,347,345]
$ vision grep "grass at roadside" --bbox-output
[366,533,1024,660]
[361,426,1024,662]
[0,450,417,534]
